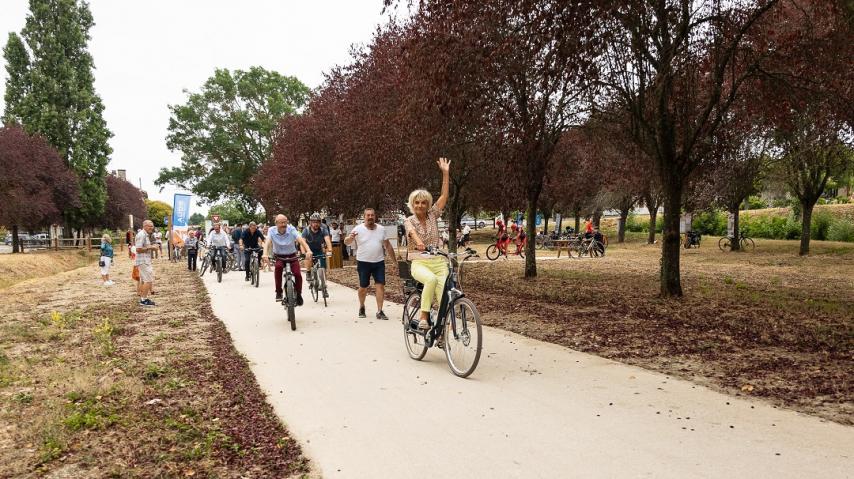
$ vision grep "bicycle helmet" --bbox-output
[310,213,321,221]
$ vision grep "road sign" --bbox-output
[212,214,221,223]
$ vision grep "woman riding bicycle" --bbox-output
[404,157,451,330]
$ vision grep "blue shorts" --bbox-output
[357,260,385,287]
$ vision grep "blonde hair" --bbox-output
[101,234,112,244]
[407,189,433,214]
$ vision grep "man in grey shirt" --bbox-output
[135,220,157,306]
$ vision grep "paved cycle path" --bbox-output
[203,269,852,478]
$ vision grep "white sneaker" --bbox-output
[105,280,114,286]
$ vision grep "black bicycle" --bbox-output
[246,247,263,288]
[307,251,331,307]
[400,247,482,378]
[276,254,304,331]
[212,246,228,283]
[719,230,755,252]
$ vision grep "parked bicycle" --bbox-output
[576,235,605,258]
[683,231,701,249]
[719,230,755,252]
[400,247,482,378]
[307,251,332,307]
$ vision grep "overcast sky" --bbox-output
[0,0,394,215]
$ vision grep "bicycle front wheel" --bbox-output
[199,257,209,277]
[718,237,731,251]
[318,268,328,307]
[485,244,499,261]
[741,237,755,252]
[310,272,319,302]
[216,259,222,283]
[286,280,296,331]
[403,293,428,360]
[444,297,482,378]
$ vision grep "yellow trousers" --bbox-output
[410,257,449,313]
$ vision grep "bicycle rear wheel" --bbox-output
[403,293,428,360]
[485,244,499,261]
[286,280,296,331]
[741,237,755,251]
[444,297,482,378]
[718,237,731,251]
[216,258,222,283]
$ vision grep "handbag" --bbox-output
[132,265,140,281]
[99,259,106,267]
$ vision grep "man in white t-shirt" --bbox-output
[344,208,396,320]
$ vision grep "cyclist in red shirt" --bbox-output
[496,219,510,256]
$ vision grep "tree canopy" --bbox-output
[156,67,310,217]
[0,126,80,252]
[3,0,113,230]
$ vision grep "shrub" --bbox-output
[827,220,854,242]
[626,214,645,232]
[741,214,801,240]
[744,195,768,209]
[810,211,834,241]
[692,211,727,236]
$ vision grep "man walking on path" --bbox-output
[270,214,313,304]
[135,220,157,306]
[231,223,244,271]
[344,208,396,320]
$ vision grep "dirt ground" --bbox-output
[329,233,853,425]
[0,254,310,478]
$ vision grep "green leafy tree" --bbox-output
[2,0,113,230]
[188,212,205,226]
[145,199,172,228]
[156,67,309,216]
[208,199,265,225]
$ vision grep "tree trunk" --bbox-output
[557,215,563,234]
[11,225,21,253]
[647,207,658,244]
[574,209,581,233]
[799,201,814,256]
[592,208,603,228]
[617,207,630,243]
[660,184,683,297]
[524,198,538,278]
[730,207,740,251]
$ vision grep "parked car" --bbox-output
[460,217,487,229]
[5,233,32,245]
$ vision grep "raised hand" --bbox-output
[437,157,450,173]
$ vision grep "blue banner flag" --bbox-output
[172,194,192,228]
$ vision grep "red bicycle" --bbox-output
[485,235,525,260]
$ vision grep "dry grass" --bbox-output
[330,233,853,424]
[0,255,309,477]
[0,250,97,290]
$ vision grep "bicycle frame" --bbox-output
[409,249,472,346]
